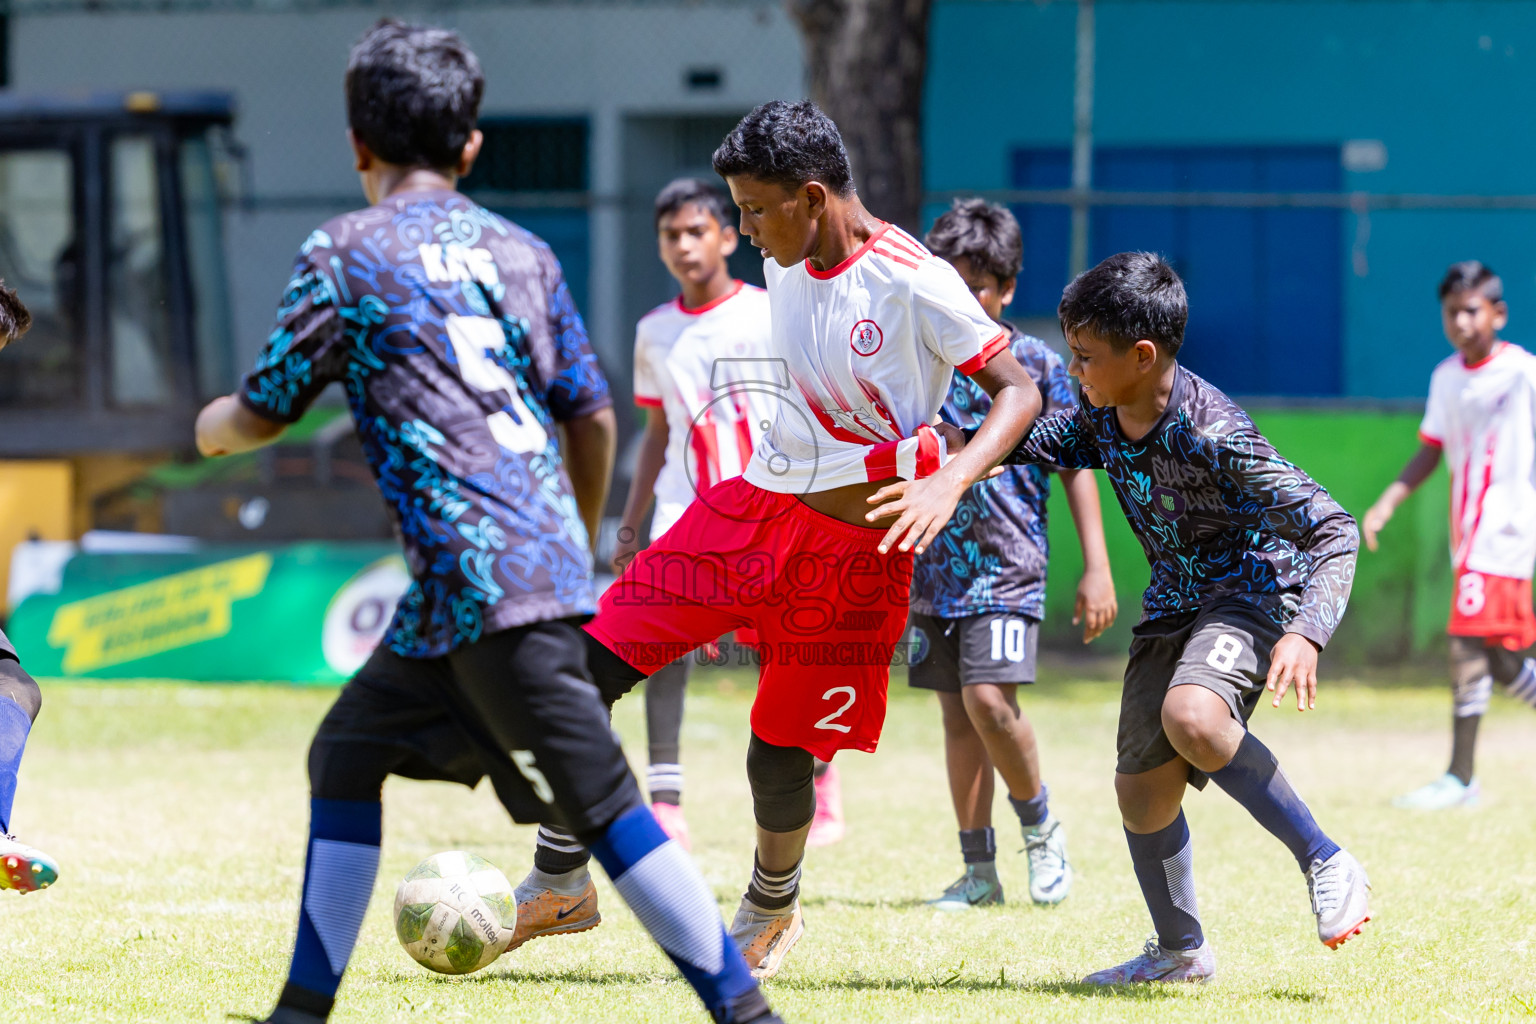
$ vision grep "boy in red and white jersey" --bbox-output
[1365,260,1536,809]
[619,178,772,846]
[526,101,1041,979]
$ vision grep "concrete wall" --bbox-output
[927,0,1536,400]
[11,1,804,378]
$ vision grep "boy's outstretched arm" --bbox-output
[1217,437,1360,712]
[611,409,668,571]
[1362,442,1443,551]
[1060,468,1117,642]
[562,406,618,554]
[195,395,288,457]
[867,350,1040,555]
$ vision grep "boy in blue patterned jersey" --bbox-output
[195,20,779,1024]
[0,282,59,896]
[875,251,1370,983]
[908,200,1117,910]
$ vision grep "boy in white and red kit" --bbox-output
[516,100,1042,980]
[1364,260,1536,809]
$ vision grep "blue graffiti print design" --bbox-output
[912,330,1075,620]
[237,190,607,657]
[1008,366,1358,647]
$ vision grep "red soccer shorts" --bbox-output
[1448,568,1536,650]
[585,477,913,760]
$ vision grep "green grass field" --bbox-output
[7,663,1536,1023]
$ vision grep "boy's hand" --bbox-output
[1361,500,1393,552]
[1073,566,1118,642]
[866,474,967,555]
[1268,632,1320,711]
[932,420,968,454]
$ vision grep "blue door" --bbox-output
[1008,145,1343,397]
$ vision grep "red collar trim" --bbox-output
[805,223,892,280]
[1462,341,1507,370]
[677,279,745,315]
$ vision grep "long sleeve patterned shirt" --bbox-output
[911,326,1077,620]
[1002,365,1358,646]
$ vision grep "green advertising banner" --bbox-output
[8,542,409,682]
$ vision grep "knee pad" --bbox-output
[0,658,41,721]
[1449,637,1494,718]
[746,733,816,833]
[306,734,394,802]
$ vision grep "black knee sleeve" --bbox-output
[306,734,395,802]
[0,658,41,722]
[583,630,648,709]
[1487,645,1528,687]
[746,733,816,833]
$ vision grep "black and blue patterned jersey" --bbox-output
[911,326,1077,620]
[1004,365,1358,647]
[238,189,611,658]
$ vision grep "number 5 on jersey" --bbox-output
[446,314,549,454]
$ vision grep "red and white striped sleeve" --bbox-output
[910,254,1008,376]
[632,320,664,409]
[1418,366,1445,448]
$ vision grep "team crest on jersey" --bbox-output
[850,319,883,356]
[1151,487,1186,520]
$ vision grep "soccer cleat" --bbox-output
[729,897,805,980]
[928,864,1004,911]
[1307,848,1371,949]
[1023,815,1072,905]
[651,801,692,851]
[806,763,845,848]
[0,833,58,894]
[506,869,601,952]
[1392,773,1480,811]
[1082,936,1216,985]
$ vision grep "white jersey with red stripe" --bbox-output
[1419,341,1536,579]
[633,281,774,534]
[742,223,1008,494]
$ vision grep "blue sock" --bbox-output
[1008,784,1049,828]
[588,804,765,1022]
[281,799,382,1013]
[1125,811,1203,952]
[0,697,32,834]
[1209,732,1339,872]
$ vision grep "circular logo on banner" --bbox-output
[322,556,412,675]
[849,319,883,357]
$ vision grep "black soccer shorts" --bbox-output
[310,617,641,838]
[907,611,1040,691]
[1116,598,1288,788]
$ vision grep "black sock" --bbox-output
[1448,713,1481,785]
[1125,811,1203,952]
[533,825,591,874]
[745,852,801,911]
[959,827,995,864]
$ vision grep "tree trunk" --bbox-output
[788,0,932,233]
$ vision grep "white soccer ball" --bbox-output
[393,851,517,974]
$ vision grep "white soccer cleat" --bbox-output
[1082,936,1216,985]
[1023,815,1072,905]
[1307,849,1371,949]
[0,833,58,894]
[729,897,804,980]
[1393,773,1480,811]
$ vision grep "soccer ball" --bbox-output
[393,851,517,974]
